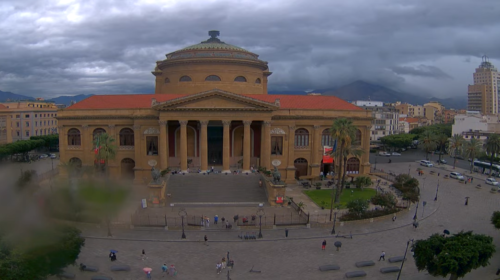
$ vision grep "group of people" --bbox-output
[216,252,232,274]
[161,264,177,276]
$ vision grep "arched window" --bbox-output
[205,75,221,81]
[321,129,334,147]
[93,128,106,140]
[119,128,134,146]
[255,78,261,84]
[234,76,247,82]
[67,128,81,146]
[355,129,362,145]
[179,76,192,82]
[346,158,360,174]
[164,77,170,83]
[294,128,309,148]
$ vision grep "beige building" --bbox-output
[57,31,372,184]
[408,105,424,117]
[0,104,12,144]
[0,100,59,142]
[467,56,500,115]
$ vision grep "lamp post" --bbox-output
[408,164,411,176]
[422,201,427,217]
[413,200,419,221]
[178,209,187,239]
[331,211,337,235]
[257,208,265,239]
[396,239,414,280]
[434,180,439,201]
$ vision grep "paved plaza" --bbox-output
[42,160,500,280]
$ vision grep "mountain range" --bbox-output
[1,80,467,109]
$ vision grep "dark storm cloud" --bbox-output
[0,0,499,98]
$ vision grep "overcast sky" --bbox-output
[1,0,499,99]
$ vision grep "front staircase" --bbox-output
[166,173,267,206]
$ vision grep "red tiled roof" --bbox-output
[67,93,362,111]
[0,104,7,109]
[399,117,419,123]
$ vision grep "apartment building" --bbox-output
[0,104,12,144]
[0,100,59,142]
[467,56,500,115]
[352,100,399,141]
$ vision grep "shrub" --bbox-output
[346,199,369,217]
[354,176,372,189]
[392,174,420,203]
[340,208,399,221]
[371,193,397,209]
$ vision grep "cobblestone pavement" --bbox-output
[50,162,500,279]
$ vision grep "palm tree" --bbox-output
[485,134,500,174]
[449,134,464,169]
[93,133,117,176]
[329,118,357,220]
[435,134,449,164]
[463,138,482,173]
[419,130,436,160]
[337,144,364,194]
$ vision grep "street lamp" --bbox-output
[178,209,187,239]
[408,164,411,176]
[413,200,419,221]
[396,239,414,280]
[331,211,337,235]
[257,208,265,239]
[422,201,427,217]
[434,180,439,201]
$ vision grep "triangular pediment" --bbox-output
[152,89,279,111]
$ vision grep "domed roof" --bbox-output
[180,30,250,52]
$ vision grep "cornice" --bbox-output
[271,115,372,121]
[157,58,268,71]
[57,115,159,120]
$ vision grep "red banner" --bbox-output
[322,146,334,164]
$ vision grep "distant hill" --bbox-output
[0,90,34,102]
[321,81,467,109]
[268,90,307,95]
[47,94,94,106]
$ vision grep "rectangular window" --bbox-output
[16,115,20,119]
[16,122,19,127]
[26,122,29,127]
[146,136,158,155]
[35,114,37,117]
[25,114,29,118]
[25,131,29,137]
[16,131,19,136]
[271,136,283,155]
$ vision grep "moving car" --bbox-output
[379,152,391,157]
[391,152,401,156]
[450,172,465,180]
[485,178,499,186]
[437,159,447,164]
[420,160,433,167]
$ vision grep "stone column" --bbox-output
[133,124,142,184]
[310,125,322,176]
[222,120,231,174]
[285,125,296,183]
[159,120,168,170]
[58,125,67,178]
[179,120,188,173]
[361,125,371,174]
[81,124,89,166]
[107,124,117,179]
[199,120,209,173]
[242,120,252,173]
[260,121,271,170]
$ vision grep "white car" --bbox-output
[420,160,433,167]
[50,154,57,159]
[450,172,465,180]
[379,152,391,157]
[391,152,401,156]
[39,154,48,159]
[486,178,499,186]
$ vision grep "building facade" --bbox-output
[352,101,399,141]
[0,100,59,142]
[0,104,12,144]
[467,56,500,115]
[452,112,500,142]
[57,31,372,184]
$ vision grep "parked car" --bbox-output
[39,154,48,159]
[391,152,401,156]
[450,172,465,180]
[420,160,433,167]
[379,152,391,157]
[50,154,57,159]
[486,177,499,186]
[437,159,447,164]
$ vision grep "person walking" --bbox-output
[221,257,227,269]
[204,235,208,246]
[322,240,327,250]
[216,262,222,274]
[146,271,152,279]
[214,215,218,225]
[285,228,289,238]
[379,251,386,261]
[162,263,168,275]
[141,249,147,260]
[227,251,230,262]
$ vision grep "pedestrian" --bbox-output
[496,267,500,275]
[206,217,210,227]
[413,221,419,229]
[392,215,396,222]
[204,235,208,245]
[227,251,230,262]
[147,271,152,279]
[471,177,474,183]
[221,257,227,269]
[322,240,327,250]
[162,263,168,274]
[221,216,225,223]
[379,251,386,261]
[259,179,262,188]
[214,215,218,225]
[225,220,229,228]
[285,228,289,238]
[216,262,222,274]
[200,217,204,226]
[438,173,440,176]
[169,265,177,276]
[141,249,146,260]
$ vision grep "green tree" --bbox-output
[370,192,397,209]
[93,133,117,175]
[485,134,500,175]
[410,123,452,138]
[30,134,59,151]
[463,138,482,173]
[449,134,464,169]
[435,134,449,164]
[380,134,415,150]
[337,144,364,194]
[419,130,436,160]
[393,174,419,203]
[346,199,369,217]
[491,211,500,230]
[354,175,372,189]
[329,118,358,217]
[0,224,85,280]
[412,231,495,280]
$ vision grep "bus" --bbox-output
[473,160,500,175]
